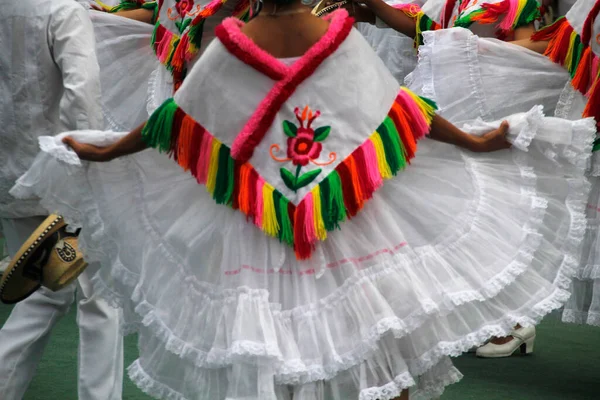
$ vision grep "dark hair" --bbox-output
[272,0,297,5]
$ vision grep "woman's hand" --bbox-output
[62,137,117,162]
[429,114,511,152]
[468,121,511,152]
[62,122,149,162]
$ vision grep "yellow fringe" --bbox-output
[311,185,328,241]
[206,139,220,194]
[262,185,279,237]
[564,31,578,72]
[371,134,393,179]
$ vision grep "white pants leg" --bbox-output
[76,268,124,400]
[0,216,75,400]
[0,217,124,400]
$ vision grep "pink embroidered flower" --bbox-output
[175,0,194,15]
[287,131,323,166]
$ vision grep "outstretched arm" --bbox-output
[355,0,418,39]
[429,115,511,152]
[63,122,148,162]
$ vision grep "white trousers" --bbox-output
[0,217,124,400]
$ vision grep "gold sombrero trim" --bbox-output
[312,0,348,17]
[0,215,63,295]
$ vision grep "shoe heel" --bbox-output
[520,337,535,355]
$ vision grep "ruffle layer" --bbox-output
[405,28,571,123]
[11,99,594,398]
[407,26,600,329]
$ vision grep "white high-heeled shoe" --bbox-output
[475,326,536,358]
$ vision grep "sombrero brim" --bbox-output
[312,0,348,17]
[0,215,66,304]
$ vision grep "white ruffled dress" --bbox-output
[533,0,600,326]
[12,9,596,400]
[406,3,600,326]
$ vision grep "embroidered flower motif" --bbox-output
[287,133,323,166]
[175,0,194,15]
[270,106,337,193]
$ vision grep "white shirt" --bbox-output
[0,0,102,218]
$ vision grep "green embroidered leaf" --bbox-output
[296,168,322,190]
[180,18,192,33]
[280,168,297,190]
[283,120,298,137]
[314,126,331,142]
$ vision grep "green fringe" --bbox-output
[142,98,177,152]
[279,197,294,246]
[383,116,407,172]
[592,138,600,153]
[141,2,159,24]
[214,146,233,204]
[188,19,206,53]
[377,118,403,175]
[320,171,346,231]
[416,14,438,47]
[454,9,484,28]
[570,35,583,79]
[517,0,541,27]
[273,190,283,240]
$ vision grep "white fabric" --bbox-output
[91,11,158,131]
[356,0,421,84]
[357,23,418,84]
[176,29,398,203]
[406,28,570,124]
[11,18,597,399]
[0,217,124,400]
[408,26,600,327]
[0,0,102,219]
[552,0,600,326]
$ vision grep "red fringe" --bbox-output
[337,161,359,218]
[531,18,572,65]
[572,47,593,93]
[583,79,600,130]
[442,0,458,28]
[232,161,242,210]
[581,0,600,45]
[294,200,311,259]
[189,124,205,177]
[353,146,376,198]
[472,1,510,25]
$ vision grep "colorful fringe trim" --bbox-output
[98,0,159,23]
[454,0,540,39]
[532,16,600,132]
[151,0,249,83]
[142,88,437,259]
[393,4,441,47]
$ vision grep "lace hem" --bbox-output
[127,357,463,400]
[561,309,600,327]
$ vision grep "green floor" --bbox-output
[0,306,597,400]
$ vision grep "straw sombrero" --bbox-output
[0,214,88,304]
